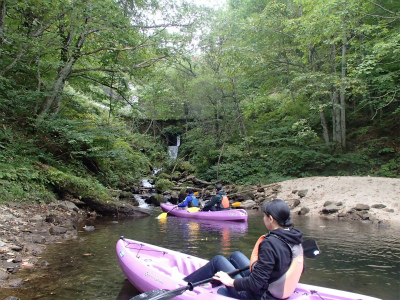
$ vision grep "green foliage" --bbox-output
[44,167,111,203]
[161,125,185,136]
[154,178,175,193]
[373,158,400,177]
[0,158,56,204]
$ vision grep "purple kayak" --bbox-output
[116,237,381,300]
[160,203,248,222]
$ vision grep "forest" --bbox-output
[0,0,399,206]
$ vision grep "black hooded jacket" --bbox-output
[203,190,226,210]
[234,228,303,300]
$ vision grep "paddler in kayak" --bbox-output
[173,188,199,210]
[183,199,304,300]
[202,184,230,211]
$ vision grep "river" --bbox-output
[1,208,399,300]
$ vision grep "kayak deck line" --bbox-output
[120,237,204,277]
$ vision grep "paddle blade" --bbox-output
[232,202,242,208]
[187,207,200,213]
[303,239,321,258]
[157,213,168,219]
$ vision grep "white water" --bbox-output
[134,195,149,208]
[152,168,162,175]
[168,135,180,159]
[141,179,154,188]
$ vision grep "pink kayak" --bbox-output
[116,237,381,300]
[160,203,248,222]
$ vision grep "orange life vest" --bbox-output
[249,234,304,299]
[221,195,230,209]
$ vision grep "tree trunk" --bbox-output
[0,0,5,48]
[284,50,296,107]
[310,44,329,144]
[320,110,330,145]
[331,91,342,145]
[340,17,347,149]
[37,59,75,119]
[231,77,250,152]
[37,15,89,119]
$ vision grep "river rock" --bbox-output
[29,215,44,223]
[24,244,45,256]
[83,225,95,231]
[297,189,308,198]
[298,206,310,215]
[371,204,386,209]
[355,204,370,211]
[8,278,24,288]
[321,205,340,214]
[0,269,10,280]
[49,226,68,235]
[10,246,23,252]
[58,201,79,212]
[291,199,301,208]
[241,200,257,209]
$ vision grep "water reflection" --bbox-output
[0,210,398,300]
[155,216,248,257]
[115,279,140,300]
[293,215,400,299]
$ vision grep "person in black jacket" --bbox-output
[202,184,227,211]
[184,199,304,300]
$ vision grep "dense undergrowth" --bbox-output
[174,114,400,185]
[1,114,399,205]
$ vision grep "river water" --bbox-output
[1,208,399,300]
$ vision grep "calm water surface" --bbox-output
[1,208,399,300]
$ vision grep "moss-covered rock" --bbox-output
[155,178,175,193]
[148,194,164,206]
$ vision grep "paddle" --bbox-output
[129,266,249,300]
[187,207,200,213]
[303,238,321,258]
[158,206,200,218]
[157,206,177,219]
[231,201,242,208]
[129,239,320,300]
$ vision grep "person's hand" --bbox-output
[212,271,234,287]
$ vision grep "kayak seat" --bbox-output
[170,266,185,279]
[151,258,176,276]
[172,256,201,276]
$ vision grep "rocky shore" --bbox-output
[167,176,399,226]
[0,199,149,299]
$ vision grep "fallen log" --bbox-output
[171,187,203,192]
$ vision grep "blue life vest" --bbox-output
[190,196,199,207]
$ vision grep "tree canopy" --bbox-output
[0,0,398,203]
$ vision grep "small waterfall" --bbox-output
[141,179,154,188]
[168,135,180,159]
[134,195,149,208]
[152,168,162,175]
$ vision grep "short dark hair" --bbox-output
[215,184,222,191]
[262,199,293,228]
[186,188,193,194]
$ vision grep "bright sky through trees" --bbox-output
[195,0,226,8]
